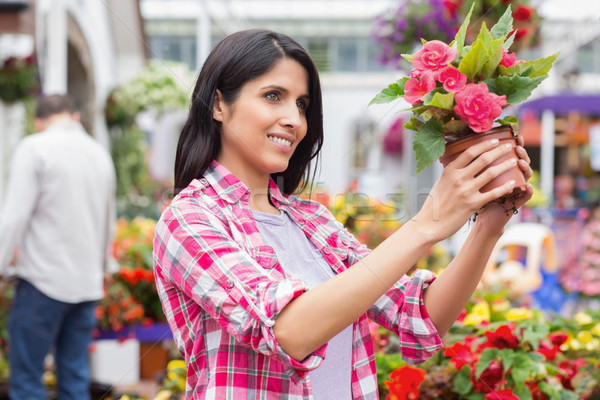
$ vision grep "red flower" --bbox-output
[549,332,568,347]
[473,361,505,393]
[483,324,520,350]
[536,341,559,361]
[527,381,549,400]
[384,365,427,400]
[513,5,534,21]
[558,359,587,391]
[444,342,475,370]
[484,388,520,400]
[442,0,460,18]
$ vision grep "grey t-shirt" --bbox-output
[253,209,353,399]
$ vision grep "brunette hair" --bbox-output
[35,94,77,119]
[174,29,324,195]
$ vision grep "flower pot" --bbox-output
[439,125,527,199]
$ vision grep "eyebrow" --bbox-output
[261,85,310,102]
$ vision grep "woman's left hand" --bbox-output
[474,135,533,234]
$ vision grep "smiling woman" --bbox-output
[153,28,534,400]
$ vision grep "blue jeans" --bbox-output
[8,279,97,400]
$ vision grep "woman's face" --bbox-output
[213,58,309,187]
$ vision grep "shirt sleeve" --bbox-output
[367,270,442,364]
[0,140,40,272]
[153,199,327,383]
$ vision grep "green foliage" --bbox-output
[0,55,39,104]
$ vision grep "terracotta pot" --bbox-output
[439,125,527,199]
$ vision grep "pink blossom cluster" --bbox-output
[404,40,519,132]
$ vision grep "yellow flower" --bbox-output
[464,301,490,325]
[574,312,593,325]
[154,390,173,400]
[491,299,511,314]
[576,330,593,345]
[505,307,533,321]
[591,323,600,336]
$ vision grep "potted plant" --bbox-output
[370,6,558,195]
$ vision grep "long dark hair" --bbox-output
[174,29,324,195]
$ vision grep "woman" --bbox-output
[153,29,533,399]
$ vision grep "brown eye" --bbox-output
[265,92,280,101]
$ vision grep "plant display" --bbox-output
[0,55,39,103]
[372,0,541,69]
[372,0,459,68]
[96,217,164,332]
[370,6,558,173]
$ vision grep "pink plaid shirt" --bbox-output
[153,161,442,399]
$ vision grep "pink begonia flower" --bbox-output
[500,48,518,68]
[454,82,507,132]
[409,69,422,78]
[404,72,436,105]
[412,40,457,78]
[437,65,467,93]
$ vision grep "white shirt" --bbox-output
[0,120,117,303]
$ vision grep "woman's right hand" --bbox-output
[414,138,517,242]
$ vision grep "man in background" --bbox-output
[0,94,117,400]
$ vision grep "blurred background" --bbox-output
[2,1,600,399]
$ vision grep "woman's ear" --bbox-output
[212,89,225,122]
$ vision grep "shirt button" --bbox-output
[226,280,234,289]
[199,178,208,186]
[298,218,306,225]
[323,247,332,255]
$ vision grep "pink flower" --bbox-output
[412,40,457,78]
[454,82,507,132]
[438,65,466,93]
[500,48,518,68]
[404,72,436,105]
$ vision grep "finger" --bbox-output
[516,135,525,147]
[514,183,534,204]
[473,156,518,188]
[519,159,533,181]
[449,138,501,169]
[463,142,514,177]
[515,145,531,164]
[479,178,518,204]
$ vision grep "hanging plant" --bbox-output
[0,54,39,104]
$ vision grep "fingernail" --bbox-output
[491,139,499,145]
[508,180,516,186]
[504,143,512,149]
[510,158,517,165]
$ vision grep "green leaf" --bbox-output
[404,117,424,132]
[490,5,514,40]
[453,365,474,395]
[559,390,580,400]
[428,92,455,110]
[521,321,550,350]
[368,78,408,105]
[412,118,445,174]
[476,21,493,48]
[509,353,532,385]
[504,30,517,49]
[499,52,560,78]
[538,381,560,399]
[458,40,489,82]
[401,53,413,63]
[480,38,505,80]
[497,349,515,373]
[513,382,533,400]
[484,75,546,104]
[465,393,485,400]
[455,4,474,56]
[476,348,499,379]
[497,115,520,134]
